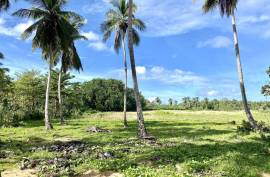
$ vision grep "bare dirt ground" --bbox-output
[1,169,37,177]
[77,170,123,177]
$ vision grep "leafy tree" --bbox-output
[102,0,146,128]
[14,70,45,119]
[155,97,162,105]
[202,0,258,129]
[51,69,75,119]
[13,0,82,130]
[168,98,173,106]
[262,67,270,97]
[127,0,148,138]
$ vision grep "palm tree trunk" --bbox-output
[231,12,258,129]
[45,59,53,130]
[128,0,147,138]
[121,32,128,128]
[58,66,64,125]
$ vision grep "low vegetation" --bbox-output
[1,111,270,177]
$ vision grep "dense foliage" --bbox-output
[0,69,146,127]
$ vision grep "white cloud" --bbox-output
[82,0,111,14]
[0,17,33,38]
[143,66,206,85]
[197,36,232,48]
[95,0,270,38]
[82,30,113,52]
[206,90,219,97]
[88,41,112,51]
[136,66,146,75]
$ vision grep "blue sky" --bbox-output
[1,0,270,102]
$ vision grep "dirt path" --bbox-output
[1,169,37,177]
[77,170,123,177]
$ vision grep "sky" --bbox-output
[0,0,270,102]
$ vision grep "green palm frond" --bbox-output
[203,0,238,17]
[12,8,49,19]
[0,0,10,11]
[101,0,145,53]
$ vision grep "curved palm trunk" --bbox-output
[121,33,128,128]
[128,0,147,138]
[231,12,258,129]
[58,66,64,125]
[45,60,53,130]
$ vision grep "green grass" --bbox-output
[1,110,270,177]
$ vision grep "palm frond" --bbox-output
[0,52,4,59]
[12,8,48,19]
[133,19,146,31]
[0,0,10,11]
[132,29,140,46]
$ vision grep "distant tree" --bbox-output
[81,79,145,112]
[14,70,45,118]
[51,69,75,119]
[182,97,192,110]
[262,67,270,97]
[168,98,173,106]
[128,0,148,138]
[202,0,258,129]
[155,97,162,105]
[102,0,146,128]
[13,0,82,130]
[174,100,178,106]
[202,98,209,110]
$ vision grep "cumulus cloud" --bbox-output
[197,36,232,48]
[0,18,33,39]
[86,0,270,38]
[136,66,146,75]
[82,30,113,52]
[141,66,207,85]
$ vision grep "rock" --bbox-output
[98,152,114,159]
[86,126,111,133]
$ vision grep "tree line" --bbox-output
[146,97,270,111]
[0,0,267,138]
[0,70,145,127]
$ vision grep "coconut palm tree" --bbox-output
[101,0,146,128]
[127,0,148,138]
[57,18,85,125]
[13,0,82,130]
[202,0,258,129]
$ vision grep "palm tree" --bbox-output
[202,0,258,129]
[13,0,82,130]
[101,0,146,128]
[0,0,10,11]
[57,18,85,125]
[127,0,148,138]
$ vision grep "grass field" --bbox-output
[1,110,270,177]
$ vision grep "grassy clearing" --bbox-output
[1,111,270,177]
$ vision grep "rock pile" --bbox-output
[85,126,111,133]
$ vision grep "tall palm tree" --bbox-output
[202,0,258,129]
[101,0,146,128]
[127,0,148,138]
[13,0,82,130]
[57,17,85,125]
[0,0,10,11]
